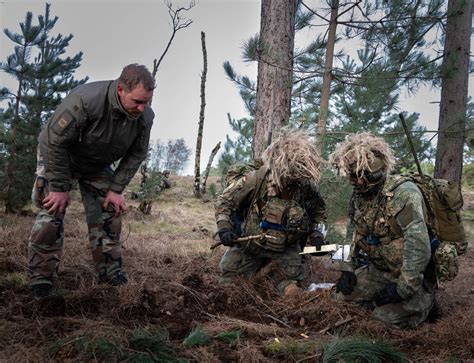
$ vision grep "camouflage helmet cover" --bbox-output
[262,127,325,191]
[329,132,396,177]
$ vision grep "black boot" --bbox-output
[31,283,53,298]
[427,298,442,323]
[99,272,128,286]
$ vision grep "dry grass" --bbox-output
[0,175,473,362]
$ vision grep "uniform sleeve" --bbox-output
[39,93,86,192]
[110,112,153,193]
[305,186,327,227]
[215,170,258,231]
[392,183,431,299]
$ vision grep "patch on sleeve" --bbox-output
[51,110,75,135]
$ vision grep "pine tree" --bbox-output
[253,0,297,158]
[0,3,86,212]
[434,0,472,183]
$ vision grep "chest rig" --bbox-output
[242,173,310,253]
[352,177,403,250]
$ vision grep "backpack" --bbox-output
[222,160,266,236]
[390,174,467,281]
[223,160,263,188]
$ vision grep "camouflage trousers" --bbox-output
[28,169,123,286]
[336,264,435,329]
[218,244,304,294]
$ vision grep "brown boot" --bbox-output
[283,283,300,296]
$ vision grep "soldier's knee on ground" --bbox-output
[372,303,425,329]
[282,282,300,296]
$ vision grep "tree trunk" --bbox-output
[200,141,221,194]
[193,31,207,197]
[253,0,297,159]
[434,0,472,184]
[316,0,339,154]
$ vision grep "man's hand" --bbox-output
[374,283,403,306]
[335,271,357,295]
[218,228,236,247]
[309,230,325,251]
[42,191,70,214]
[102,190,128,217]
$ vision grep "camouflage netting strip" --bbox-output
[262,127,325,191]
[329,132,396,176]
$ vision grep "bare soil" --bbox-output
[0,176,473,362]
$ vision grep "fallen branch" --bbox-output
[317,316,355,335]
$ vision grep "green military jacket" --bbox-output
[345,176,432,299]
[215,166,326,244]
[39,80,154,193]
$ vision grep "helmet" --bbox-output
[329,133,396,192]
[262,127,325,191]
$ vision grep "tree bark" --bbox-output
[316,0,339,154]
[434,0,472,183]
[193,31,207,197]
[253,0,297,159]
[200,141,221,194]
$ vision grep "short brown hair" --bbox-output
[118,64,155,91]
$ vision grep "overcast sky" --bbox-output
[1,0,472,175]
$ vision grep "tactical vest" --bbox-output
[241,175,310,254]
[352,177,424,276]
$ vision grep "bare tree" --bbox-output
[201,142,221,194]
[434,0,472,184]
[152,0,195,78]
[194,31,207,197]
[253,0,297,159]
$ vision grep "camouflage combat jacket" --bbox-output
[346,176,432,299]
[215,166,326,247]
[38,80,154,193]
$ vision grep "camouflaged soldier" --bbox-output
[215,128,327,296]
[329,133,437,329]
[28,64,155,297]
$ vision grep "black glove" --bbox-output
[309,230,325,251]
[218,228,236,247]
[335,271,357,295]
[374,283,403,306]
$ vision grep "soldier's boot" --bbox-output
[283,283,300,296]
[31,283,53,298]
[99,272,128,286]
[427,298,442,323]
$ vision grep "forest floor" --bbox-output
[0,175,473,362]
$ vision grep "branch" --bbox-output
[200,142,221,194]
[152,0,195,78]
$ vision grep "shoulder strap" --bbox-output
[241,165,270,233]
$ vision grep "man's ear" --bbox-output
[117,83,124,97]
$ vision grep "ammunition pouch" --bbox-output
[259,197,309,252]
[435,242,459,281]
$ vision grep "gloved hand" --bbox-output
[335,271,357,295]
[218,228,236,247]
[309,230,325,251]
[374,282,403,306]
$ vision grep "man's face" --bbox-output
[117,83,154,116]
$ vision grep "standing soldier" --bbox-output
[215,128,327,296]
[29,64,155,297]
[329,133,437,328]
